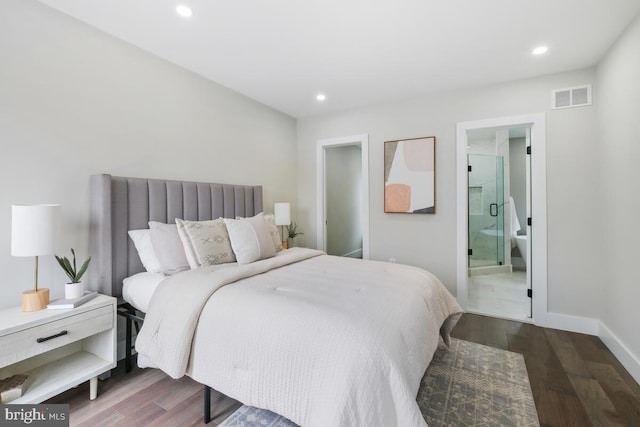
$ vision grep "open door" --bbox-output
[525,127,532,317]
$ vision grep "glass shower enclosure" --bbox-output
[468,154,505,268]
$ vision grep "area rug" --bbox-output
[218,338,540,427]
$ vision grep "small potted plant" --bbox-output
[55,248,91,299]
[287,222,304,248]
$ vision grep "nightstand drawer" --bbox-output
[0,305,113,367]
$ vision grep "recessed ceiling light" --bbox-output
[176,4,193,17]
[532,46,548,55]
[316,94,326,102]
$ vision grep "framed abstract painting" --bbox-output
[384,136,436,214]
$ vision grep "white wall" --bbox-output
[297,68,601,320]
[0,0,297,309]
[596,13,640,377]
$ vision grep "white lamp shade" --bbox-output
[274,203,291,226]
[11,204,61,256]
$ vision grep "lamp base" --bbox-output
[281,240,288,249]
[22,288,49,312]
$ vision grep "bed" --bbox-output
[88,174,462,427]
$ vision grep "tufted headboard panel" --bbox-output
[88,174,263,298]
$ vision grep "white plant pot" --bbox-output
[65,282,85,299]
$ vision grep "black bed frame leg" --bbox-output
[125,316,132,373]
[204,385,212,424]
[117,303,144,375]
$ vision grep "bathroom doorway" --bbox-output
[456,113,548,325]
[466,127,530,320]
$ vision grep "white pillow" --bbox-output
[224,213,276,264]
[175,218,236,268]
[175,218,199,269]
[127,229,163,274]
[148,221,190,274]
[263,213,284,252]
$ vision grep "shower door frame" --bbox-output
[456,113,547,325]
[467,154,506,269]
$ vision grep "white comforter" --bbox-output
[136,248,462,427]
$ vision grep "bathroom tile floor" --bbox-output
[468,271,531,321]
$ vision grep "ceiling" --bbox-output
[37,0,640,118]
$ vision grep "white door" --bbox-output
[525,127,532,316]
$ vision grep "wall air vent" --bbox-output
[551,85,592,109]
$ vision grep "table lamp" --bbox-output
[11,204,61,312]
[274,202,291,249]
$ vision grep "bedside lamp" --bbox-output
[274,202,291,249]
[11,204,61,312]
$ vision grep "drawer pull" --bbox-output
[37,330,68,343]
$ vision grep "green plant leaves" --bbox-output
[76,257,91,282]
[287,222,304,239]
[55,249,91,283]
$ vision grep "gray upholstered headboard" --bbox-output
[88,174,263,298]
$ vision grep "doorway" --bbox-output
[467,127,530,320]
[325,145,363,257]
[456,114,547,324]
[316,134,370,259]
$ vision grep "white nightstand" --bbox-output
[0,294,116,403]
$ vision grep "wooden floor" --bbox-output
[47,365,239,427]
[451,314,640,427]
[47,313,640,426]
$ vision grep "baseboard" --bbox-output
[540,312,599,336]
[342,248,363,258]
[599,321,640,384]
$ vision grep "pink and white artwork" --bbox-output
[384,136,435,213]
